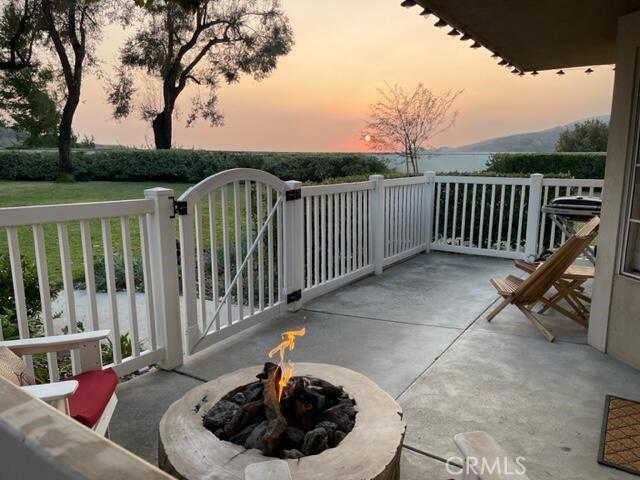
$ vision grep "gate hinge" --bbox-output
[287,290,302,304]
[286,189,302,201]
[172,199,188,217]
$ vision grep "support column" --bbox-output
[524,174,544,261]
[145,188,183,369]
[423,171,436,253]
[369,175,385,275]
[285,181,304,311]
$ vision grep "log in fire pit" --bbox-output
[158,363,406,480]
[202,362,356,459]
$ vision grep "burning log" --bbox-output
[258,362,288,455]
[203,365,356,459]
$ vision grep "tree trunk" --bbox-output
[152,110,173,149]
[411,153,419,174]
[57,87,80,181]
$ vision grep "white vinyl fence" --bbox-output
[301,181,375,301]
[431,174,604,259]
[0,195,173,379]
[0,169,603,375]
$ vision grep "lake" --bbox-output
[376,152,492,174]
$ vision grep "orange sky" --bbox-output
[76,0,616,152]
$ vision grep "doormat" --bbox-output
[598,395,640,476]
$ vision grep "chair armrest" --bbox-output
[454,431,530,479]
[0,330,110,356]
[22,380,79,403]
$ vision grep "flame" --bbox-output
[267,328,306,401]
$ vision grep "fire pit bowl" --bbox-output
[159,363,406,480]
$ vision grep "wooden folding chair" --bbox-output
[486,217,600,342]
[513,259,594,326]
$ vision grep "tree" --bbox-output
[40,0,107,179]
[0,0,40,71]
[0,65,60,146]
[108,0,294,149]
[364,83,462,174]
[0,0,107,179]
[556,119,609,152]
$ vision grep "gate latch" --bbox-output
[172,199,188,217]
[287,290,302,304]
[286,189,301,201]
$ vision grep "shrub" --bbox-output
[0,149,388,183]
[304,171,420,185]
[0,254,61,340]
[92,253,144,293]
[486,153,605,179]
[437,171,574,179]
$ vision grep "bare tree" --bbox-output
[364,83,462,174]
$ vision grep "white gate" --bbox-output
[177,169,298,354]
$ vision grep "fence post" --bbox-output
[285,180,304,311]
[524,173,544,261]
[144,188,183,369]
[423,171,436,253]
[369,175,385,275]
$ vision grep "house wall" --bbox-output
[590,10,640,369]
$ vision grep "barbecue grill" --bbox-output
[541,196,601,263]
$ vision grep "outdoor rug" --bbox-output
[599,395,640,476]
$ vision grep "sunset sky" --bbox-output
[76,0,616,152]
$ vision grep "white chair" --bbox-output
[0,329,118,436]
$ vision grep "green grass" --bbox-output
[0,181,250,287]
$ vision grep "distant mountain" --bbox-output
[431,114,610,153]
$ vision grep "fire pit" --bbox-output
[158,363,406,480]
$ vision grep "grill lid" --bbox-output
[549,196,602,209]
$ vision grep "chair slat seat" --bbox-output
[490,275,523,296]
[514,259,594,280]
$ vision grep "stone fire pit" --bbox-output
[158,363,406,480]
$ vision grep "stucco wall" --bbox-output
[590,10,640,369]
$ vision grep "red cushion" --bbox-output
[68,368,118,428]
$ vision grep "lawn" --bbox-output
[0,181,252,287]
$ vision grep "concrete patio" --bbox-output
[111,252,640,480]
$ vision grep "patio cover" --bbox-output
[413,0,640,71]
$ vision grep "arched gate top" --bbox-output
[178,168,289,204]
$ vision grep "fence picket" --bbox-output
[138,214,157,349]
[460,184,468,246]
[245,182,254,316]
[193,204,207,331]
[79,220,99,332]
[305,197,312,288]
[221,185,232,326]
[314,195,320,284]
[516,186,526,252]
[32,225,58,381]
[469,184,477,247]
[208,192,220,328]
[328,195,334,280]
[233,182,244,322]
[497,185,506,250]
[267,187,275,306]
[6,227,33,376]
[120,216,140,358]
[100,218,121,365]
[255,185,264,312]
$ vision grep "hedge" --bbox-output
[486,153,605,179]
[0,149,388,183]
[437,171,573,179]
